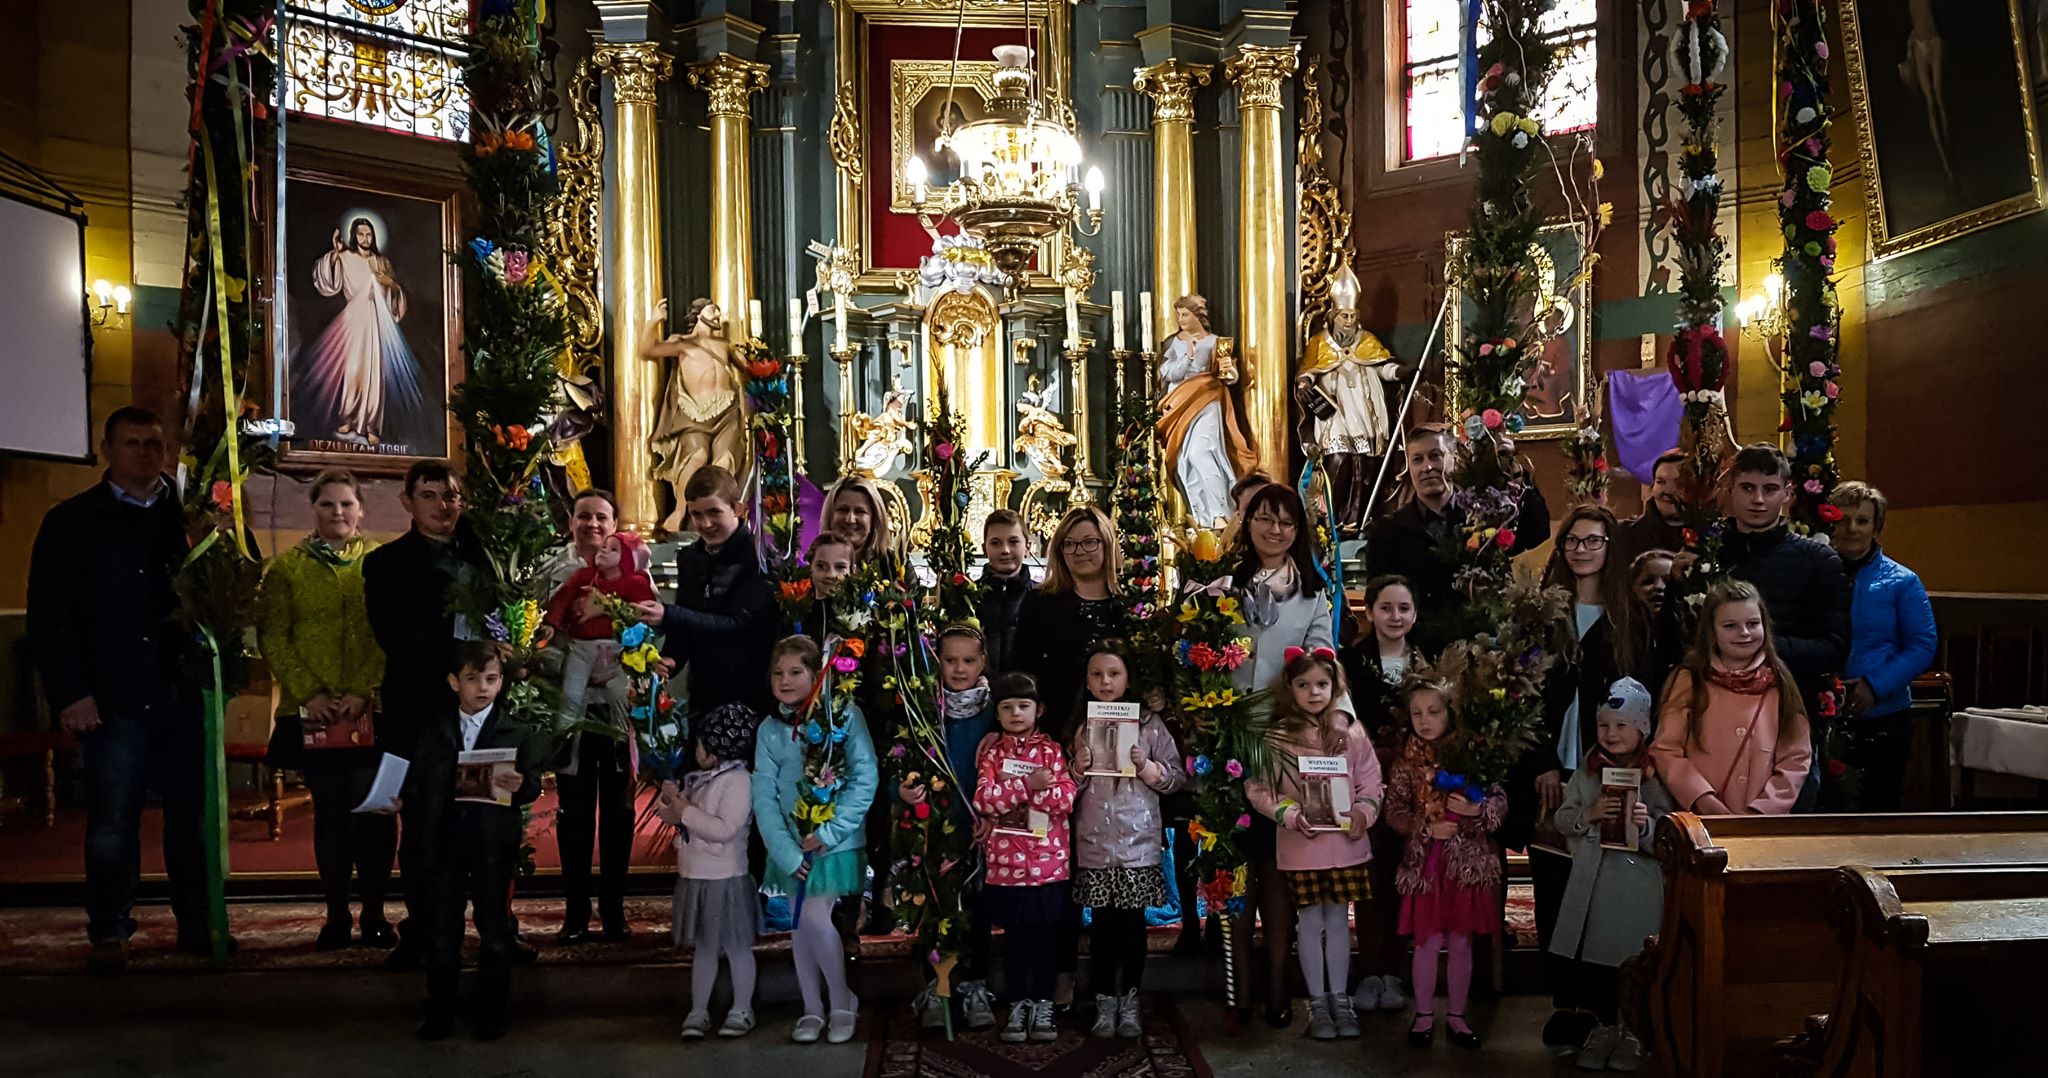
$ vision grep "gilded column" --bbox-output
[593,40,674,533]
[689,54,770,345]
[1224,44,1297,481]
[1132,60,1210,348]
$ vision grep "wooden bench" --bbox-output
[1776,864,2048,1077]
[1641,811,2048,1078]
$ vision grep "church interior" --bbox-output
[3,0,2048,1074]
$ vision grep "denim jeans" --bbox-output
[81,714,206,943]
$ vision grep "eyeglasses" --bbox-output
[1060,536,1104,555]
[1559,534,1610,551]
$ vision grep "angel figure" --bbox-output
[1014,375,1077,481]
[847,382,917,479]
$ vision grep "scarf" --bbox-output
[1706,657,1777,696]
[302,535,363,567]
[941,678,991,722]
[1583,745,1654,779]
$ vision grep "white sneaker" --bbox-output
[827,995,861,1044]
[1607,1028,1644,1072]
[1577,1024,1620,1071]
[680,1009,713,1040]
[1376,976,1411,1011]
[1090,994,1118,1038]
[958,980,996,1031]
[1028,999,1058,1042]
[913,985,946,1030]
[717,1008,755,1038]
[1001,1001,1030,1043]
[1350,975,1385,1013]
[792,1014,825,1044]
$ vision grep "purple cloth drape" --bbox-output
[1605,369,1683,483]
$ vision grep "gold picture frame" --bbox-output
[888,60,1000,213]
[1839,0,2047,260]
[1443,220,1591,441]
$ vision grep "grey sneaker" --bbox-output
[1577,1025,1619,1071]
[680,1009,713,1040]
[1331,993,1362,1038]
[1001,1001,1030,1043]
[1376,976,1411,1011]
[913,985,946,1030]
[1116,989,1142,1039]
[1350,975,1384,1013]
[1607,1029,1644,1072]
[717,1008,755,1038]
[1028,999,1058,1042]
[1306,995,1338,1040]
[959,980,996,1031]
[1090,994,1118,1038]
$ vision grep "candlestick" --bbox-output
[1065,342,1093,500]
[834,291,849,351]
[1111,291,1127,352]
[748,299,764,342]
[790,351,808,472]
[831,344,858,468]
[1064,287,1080,351]
[787,297,803,356]
[1139,290,1154,348]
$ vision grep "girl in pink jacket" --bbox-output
[1246,648,1385,1041]
[972,672,1078,1043]
[1649,579,1813,816]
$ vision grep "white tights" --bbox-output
[690,940,758,1016]
[1294,901,1353,998]
[790,895,853,1017]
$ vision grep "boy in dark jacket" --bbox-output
[975,509,1036,675]
[406,642,544,1040]
[634,465,778,717]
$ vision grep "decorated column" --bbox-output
[592,33,672,532]
[1224,44,1298,482]
[1773,0,1841,529]
[1132,59,1210,346]
[690,54,770,348]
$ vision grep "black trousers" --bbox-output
[1002,920,1060,1001]
[425,843,518,1022]
[1531,846,1576,1004]
[1842,713,1915,812]
[1088,907,1150,996]
[80,714,206,943]
[1560,957,1620,1024]
[554,733,633,929]
[304,763,396,924]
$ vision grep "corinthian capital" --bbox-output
[593,41,674,106]
[1132,59,1213,125]
[1223,44,1299,111]
[688,54,770,120]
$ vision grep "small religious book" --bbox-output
[1599,767,1644,852]
[1084,701,1142,777]
[301,707,375,750]
[1296,754,1355,832]
[454,748,520,806]
[1302,383,1339,421]
[993,756,1051,839]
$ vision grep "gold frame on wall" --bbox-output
[1443,220,1591,441]
[888,60,1001,213]
[1838,0,2046,260]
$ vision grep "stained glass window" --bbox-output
[1402,0,1598,163]
[284,0,470,142]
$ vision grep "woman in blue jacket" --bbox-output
[1828,482,1938,811]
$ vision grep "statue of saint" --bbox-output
[1014,375,1076,482]
[643,298,749,533]
[1154,293,1257,528]
[847,382,917,479]
[1296,267,1409,532]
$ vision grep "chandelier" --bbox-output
[908,39,1103,281]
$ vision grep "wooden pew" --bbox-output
[1775,864,2048,1078]
[1642,811,2048,1078]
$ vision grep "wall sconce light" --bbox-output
[89,278,132,328]
[1735,271,1788,354]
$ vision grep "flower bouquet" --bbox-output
[1111,392,1165,621]
[587,591,686,782]
[1562,419,1610,507]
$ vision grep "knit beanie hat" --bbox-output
[696,702,759,766]
[1599,677,1654,734]
[609,530,652,574]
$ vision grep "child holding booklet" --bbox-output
[1245,647,1384,1041]
[1066,640,1187,1038]
[659,703,761,1042]
[972,673,1078,1043]
[1550,678,1671,1072]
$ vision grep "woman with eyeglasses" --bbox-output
[1520,504,1673,1054]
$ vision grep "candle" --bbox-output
[1140,290,1154,348]
[1111,290,1127,352]
[748,299,764,341]
[787,297,803,356]
[1064,287,1080,351]
[835,291,849,351]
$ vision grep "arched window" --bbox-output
[1401,0,1598,163]
[283,0,471,142]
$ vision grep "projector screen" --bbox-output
[0,194,92,461]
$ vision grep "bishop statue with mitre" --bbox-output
[1295,265,1411,532]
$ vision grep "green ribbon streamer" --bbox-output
[199,628,231,964]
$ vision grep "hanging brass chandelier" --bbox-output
[907,11,1103,281]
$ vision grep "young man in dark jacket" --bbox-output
[634,465,778,716]
[975,508,1037,674]
[27,407,211,971]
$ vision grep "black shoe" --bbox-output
[384,940,424,972]
[316,920,354,952]
[1264,1003,1293,1029]
[419,1009,457,1041]
[176,930,237,958]
[87,938,128,974]
[556,924,591,945]
[361,918,398,949]
[512,941,539,966]
[1407,1017,1434,1048]
[1447,1015,1482,1051]
[600,921,631,943]
[861,904,897,936]
[1541,1008,1596,1050]
[471,1013,507,1041]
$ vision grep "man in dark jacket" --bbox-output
[364,460,489,968]
[635,465,777,716]
[1614,447,1689,569]
[975,508,1037,674]
[27,407,209,971]
[1720,444,1849,808]
[1364,425,1553,656]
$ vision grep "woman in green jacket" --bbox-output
[258,469,392,950]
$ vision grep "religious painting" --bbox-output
[1443,220,1591,440]
[280,167,459,471]
[1841,0,2046,259]
[889,60,999,212]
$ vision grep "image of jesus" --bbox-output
[302,217,424,446]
